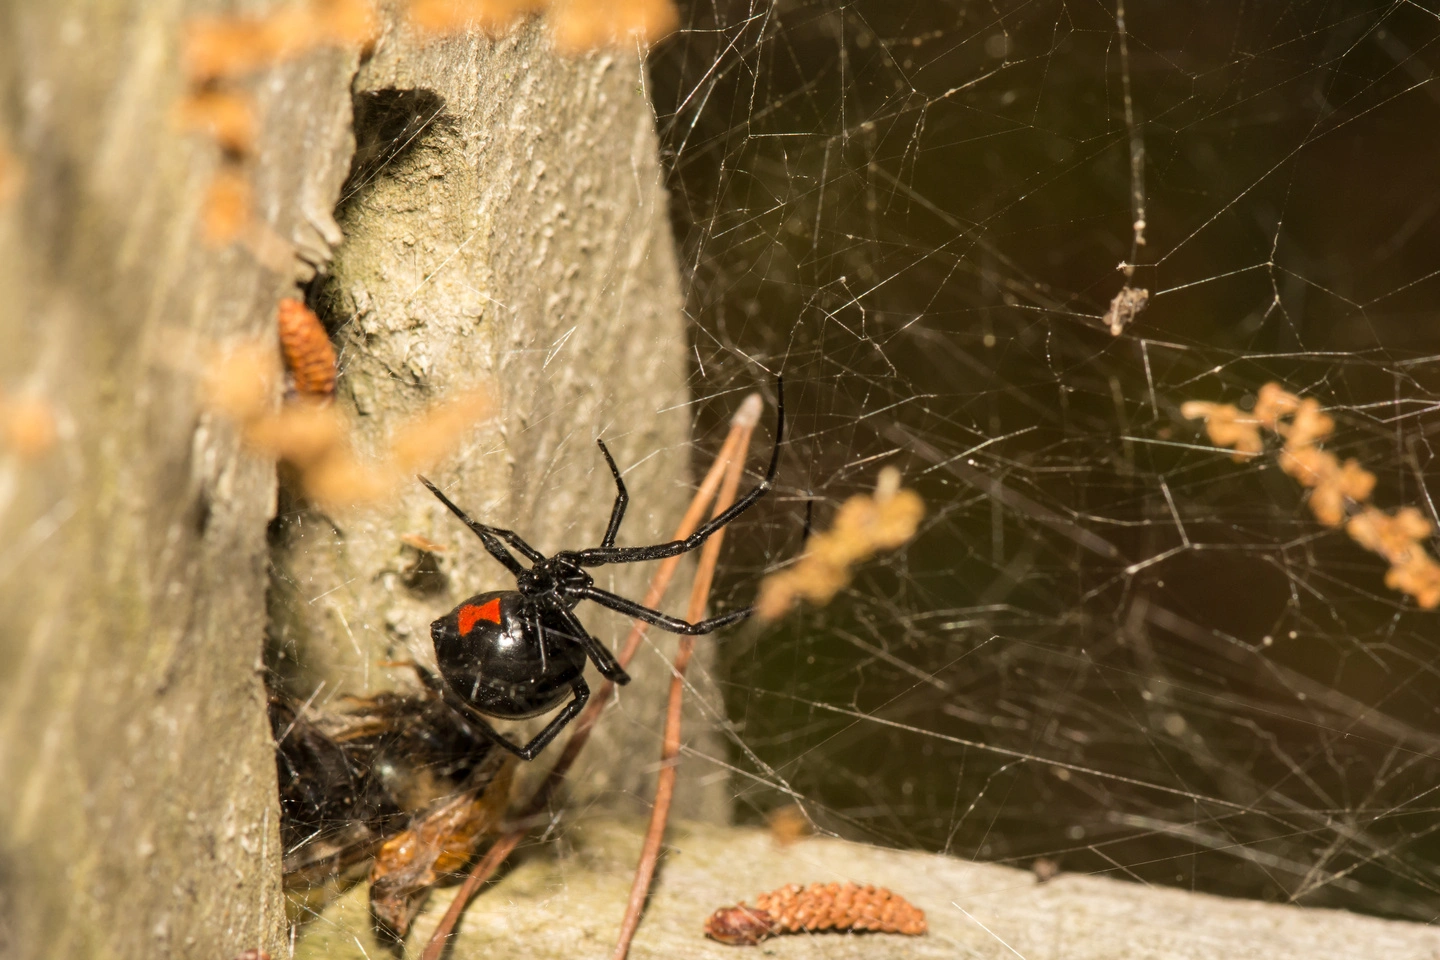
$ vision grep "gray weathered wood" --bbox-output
[269,18,726,824]
[298,818,1440,960]
[0,4,345,958]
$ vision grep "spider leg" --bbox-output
[577,585,752,635]
[576,377,784,568]
[554,605,631,684]
[419,664,588,761]
[596,438,628,549]
[530,605,549,676]
[502,679,590,761]
[410,667,502,749]
[417,475,542,572]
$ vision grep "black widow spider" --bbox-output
[415,379,783,761]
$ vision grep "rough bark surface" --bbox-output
[0,3,357,959]
[297,819,1440,960]
[269,18,726,823]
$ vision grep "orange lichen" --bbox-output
[276,298,337,400]
[183,0,674,249]
[185,18,286,83]
[1183,382,1439,609]
[1347,506,1433,562]
[1385,553,1440,610]
[704,882,927,946]
[756,466,924,621]
[1250,381,1301,429]
[1347,507,1440,609]
[386,391,487,471]
[1031,857,1061,883]
[1283,451,1375,528]
[243,402,349,466]
[281,389,489,508]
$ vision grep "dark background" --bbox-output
[648,0,1440,919]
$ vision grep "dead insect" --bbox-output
[272,679,497,895]
[368,756,513,938]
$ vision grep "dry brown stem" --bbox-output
[1183,381,1440,609]
[756,466,923,621]
[611,411,752,960]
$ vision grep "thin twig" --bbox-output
[611,414,754,960]
[420,394,764,960]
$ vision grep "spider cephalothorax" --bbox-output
[418,379,783,761]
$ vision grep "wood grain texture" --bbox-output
[0,2,355,957]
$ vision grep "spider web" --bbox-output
[644,0,1440,921]
[263,0,1440,940]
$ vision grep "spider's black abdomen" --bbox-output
[431,591,587,721]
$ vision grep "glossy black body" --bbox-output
[419,378,784,761]
[431,591,588,720]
